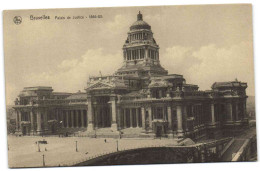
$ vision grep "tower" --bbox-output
[115,12,168,89]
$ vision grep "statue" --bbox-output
[117,95,122,102]
[14,98,20,105]
[30,99,34,105]
[147,89,151,98]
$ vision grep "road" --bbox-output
[220,127,256,162]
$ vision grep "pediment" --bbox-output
[153,83,160,87]
[149,80,168,88]
[87,82,113,90]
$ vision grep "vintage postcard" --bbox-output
[3,4,257,168]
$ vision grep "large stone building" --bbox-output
[13,12,248,139]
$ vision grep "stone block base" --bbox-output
[87,123,94,132]
[111,123,118,131]
[15,130,22,136]
[177,130,184,138]
[168,133,174,139]
[86,127,120,138]
[36,130,43,135]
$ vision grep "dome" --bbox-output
[130,12,151,31]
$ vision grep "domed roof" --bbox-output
[130,12,151,31]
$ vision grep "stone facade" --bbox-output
[13,12,248,139]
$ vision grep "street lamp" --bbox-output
[116,140,119,152]
[42,154,45,167]
[75,141,78,152]
[38,141,40,152]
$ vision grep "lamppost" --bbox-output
[75,141,78,152]
[38,141,40,152]
[116,140,119,152]
[42,154,45,167]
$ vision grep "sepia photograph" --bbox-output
[3,4,257,168]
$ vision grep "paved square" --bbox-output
[8,136,178,168]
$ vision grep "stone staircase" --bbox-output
[57,127,87,136]
[76,127,156,138]
[77,128,120,138]
[121,128,155,138]
[58,127,158,138]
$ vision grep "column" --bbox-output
[243,100,247,119]
[183,105,188,131]
[148,106,152,130]
[36,110,42,134]
[167,106,172,132]
[30,109,34,134]
[130,108,133,128]
[145,48,148,59]
[235,102,239,121]
[87,97,94,132]
[159,90,162,98]
[211,103,215,123]
[76,110,79,128]
[177,105,184,137]
[141,107,145,130]
[164,107,167,120]
[18,110,22,130]
[15,110,19,132]
[136,108,139,127]
[81,110,84,128]
[227,103,233,121]
[71,110,74,128]
[66,110,69,128]
[56,110,59,121]
[110,96,118,131]
[43,109,48,132]
[94,107,98,129]
[61,110,64,128]
[102,107,105,128]
[117,108,121,129]
[124,109,127,128]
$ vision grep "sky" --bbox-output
[3,4,254,105]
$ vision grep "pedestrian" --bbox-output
[104,139,107,143]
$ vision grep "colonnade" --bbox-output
[14,98,247,136]
[56,109,87,128]
[14,108,87,135]
[118,108,142,129]
[125,49,145,60]
[224,101,246,122]
[124,48,159,61]
[129,32,150,41]
[87,96,118,131]
[207,100,246,125]
[115,105,184,136]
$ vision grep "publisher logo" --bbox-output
[13,16,22,25]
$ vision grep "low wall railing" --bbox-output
[59,137,233,167]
